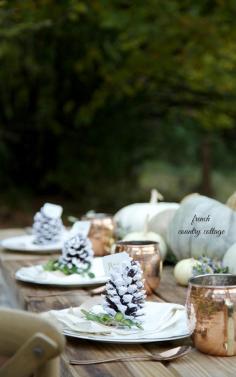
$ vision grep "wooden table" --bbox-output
[1,229,236,377]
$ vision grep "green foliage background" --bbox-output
[0,0,236,219]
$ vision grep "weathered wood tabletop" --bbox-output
[1,229,236,377]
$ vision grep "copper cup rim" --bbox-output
[189,273,236,288]
[116,240,159,246]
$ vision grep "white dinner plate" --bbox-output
[1,234,67,254]
[63,330,190,343]
[15,257,108,287]
[46,302,191,343]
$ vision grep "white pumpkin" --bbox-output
[115,189,179,238]
[123,231,167,260]
[223,243,236,274]
[167,194,236,261]
[174,258,201,286]
[148,207,179,242]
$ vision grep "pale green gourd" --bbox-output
[167,193,236,261]
[174,258,201,286]
[223,243,236,274]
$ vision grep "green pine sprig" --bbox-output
[81,309,143,329]
[43,260,95,278]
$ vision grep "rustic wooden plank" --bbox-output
[0,258,90,309]
[0,228,60,307]
[0,229,18,306]
[0,270,11,307]
[60,341,175,377]
[168,348,236,377]
[126,361,176,377]
[154,266,187,305]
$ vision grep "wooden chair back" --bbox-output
[0,308,65,377]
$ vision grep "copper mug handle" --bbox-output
[224,299,235,356]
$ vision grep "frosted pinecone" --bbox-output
[103,259,146,321]
[33,207,63,245]
[59,234,94,272]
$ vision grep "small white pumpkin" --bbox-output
[115,189,179,237]
[123,231,167,260]
[174,258,201,286]
[223,243,236,274]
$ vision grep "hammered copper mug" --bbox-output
[186,274,236,356]
[114,241,162,295]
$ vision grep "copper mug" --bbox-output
[114,241,162,295]
[82,212,115,256]
[186,274,236,356]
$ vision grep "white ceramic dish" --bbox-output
[15,257,108,287]
[46,302,191,343]
[1,234,66,254]
[63,330,190,343]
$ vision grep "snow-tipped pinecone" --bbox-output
[103,259,146,320]
[59,234,94,272]
[33,208,63,245]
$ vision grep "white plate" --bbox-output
[15,257,108,287]
[47,302,191,343]
[63,330,190,343]
[1,234,66,253]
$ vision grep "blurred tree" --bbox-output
[0,0,235,211]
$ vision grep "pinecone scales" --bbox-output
[33,209,63,245]
[59,234,94,273]
[103,259,146,320]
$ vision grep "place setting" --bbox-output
[43,254,191,344]
[14,209,108,287]
[1,203,67,254]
